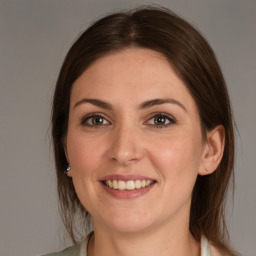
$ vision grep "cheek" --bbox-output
[147,131,203,187]
[67,133,105,178]
[148,135,202,211]
[66,133,105,210]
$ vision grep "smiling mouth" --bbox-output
[102,180,156,191]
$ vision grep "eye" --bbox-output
[81,114,110,126]
[146,113,175,128]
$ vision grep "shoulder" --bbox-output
[41,232,92,256]
[209,244,224,256]
[41,243,81,256]
[201,235,225,256]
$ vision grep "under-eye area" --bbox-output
[101,180,157,190]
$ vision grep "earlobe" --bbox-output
[66,164,72,177]
[198,125,225,176]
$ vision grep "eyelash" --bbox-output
[145,113,176,128]
[81,113,110,126]
[80,112,176,128]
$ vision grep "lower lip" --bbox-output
[101,182,156,199]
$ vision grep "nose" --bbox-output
[109,124,144,166]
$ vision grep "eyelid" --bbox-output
[80,112,111,126]
[80,112,176,127]
[145,112,176,127]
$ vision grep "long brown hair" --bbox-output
[52,6,238,255]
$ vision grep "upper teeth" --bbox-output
[105,180,154,190]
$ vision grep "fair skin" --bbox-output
[65,48,225,256]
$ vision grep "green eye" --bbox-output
[147,113,175,127]
[82,114,109,126]
[154,116,168,125]
[91,116,104,125]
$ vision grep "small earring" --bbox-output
[66,164,71,172]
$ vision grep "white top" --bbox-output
[42,233,214,256]
[201,235,211,256]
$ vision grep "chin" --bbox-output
[99,210,156,234]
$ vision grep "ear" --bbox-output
[62,136,72,177]
[198,125,225,176]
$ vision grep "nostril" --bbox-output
[108,131,144,165]
[111,153,139,165]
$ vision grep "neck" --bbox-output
[88,214,200,256]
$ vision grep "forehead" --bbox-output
[70,48,196,111]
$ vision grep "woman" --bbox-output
[45,6,239,256]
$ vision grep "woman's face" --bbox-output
[66,48,207,233]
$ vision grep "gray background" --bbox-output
[0,0,255,255]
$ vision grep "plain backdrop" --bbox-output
[0,0,255,255]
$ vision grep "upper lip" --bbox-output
[100,174,156,182]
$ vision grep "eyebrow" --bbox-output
[73,98,113,110]
[73,97,187,112]
[139,98,187,112]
